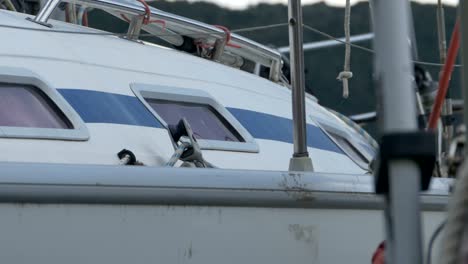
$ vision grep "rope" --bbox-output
[426,219,446,264]
[136,0,151,25]
[82,9,88,27]
[214,25,241,48]
[231,23,288,33]
[302,24,374,53]
[193,25,243,50]
[337,0,352,99]
[0,19,461,68]
[440,160,468,264]
[120,0,166,29]
[302,23,462,68]
[121,13,166,28]
[65,3,70,23]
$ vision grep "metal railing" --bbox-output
[31,0,283,82]
[0,162,451,208]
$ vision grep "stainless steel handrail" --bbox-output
[32,0,283,82]
[0,162,451,209]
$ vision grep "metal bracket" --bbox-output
[31,0,61,25]
[26,17,53,27]
[211,38,227,61]
[127,15,144,40]
[375,132,436,194]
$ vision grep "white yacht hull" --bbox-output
[0,163,449,263]
[0,204,445,263]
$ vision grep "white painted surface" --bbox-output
[0,10,372,173]
[202,139,365,173]
[0,124,174,165]
[0,9,448,264]
[0,204,445,264]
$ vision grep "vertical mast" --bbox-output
[287,0,313,171]
[372,0,423,263]
[462,0,468,158]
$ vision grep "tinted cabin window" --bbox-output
[329,132,368,165]
[0,84,72,129]
[146,99,244,142]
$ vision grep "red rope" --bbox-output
[82,11,88,27]
[148,19,166,30]
[371,241,385,264]
[65,3,70,23]
[193,25,242,50]
[194,40,213,49]
[428,20,460,130]
[121,0,166,30]
[121,14,131,23]
[122,14,166,29]
[136,0,151,24]
[214,25,241,48]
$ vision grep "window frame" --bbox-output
[317,122,372,171]
[0,67,89,141]
[131,83,259,153]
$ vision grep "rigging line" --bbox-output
[302,24,374,53]
[415,60,459,67]
[0,22,463,68]
[426,220,447,264]
[231,23,288,33]
[302,23,462,68]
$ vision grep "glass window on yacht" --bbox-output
[131,84,258,152]
[146,99,244,142]
[0,84,72,129]
[328,131,369,165]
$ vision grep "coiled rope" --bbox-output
[337,0,352,99]
[440,160,468,264]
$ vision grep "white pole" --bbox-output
[372,0,422,263]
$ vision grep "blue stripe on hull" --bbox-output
[228,108,343,154]
[59,89,343,154]
[59,89,162,128]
